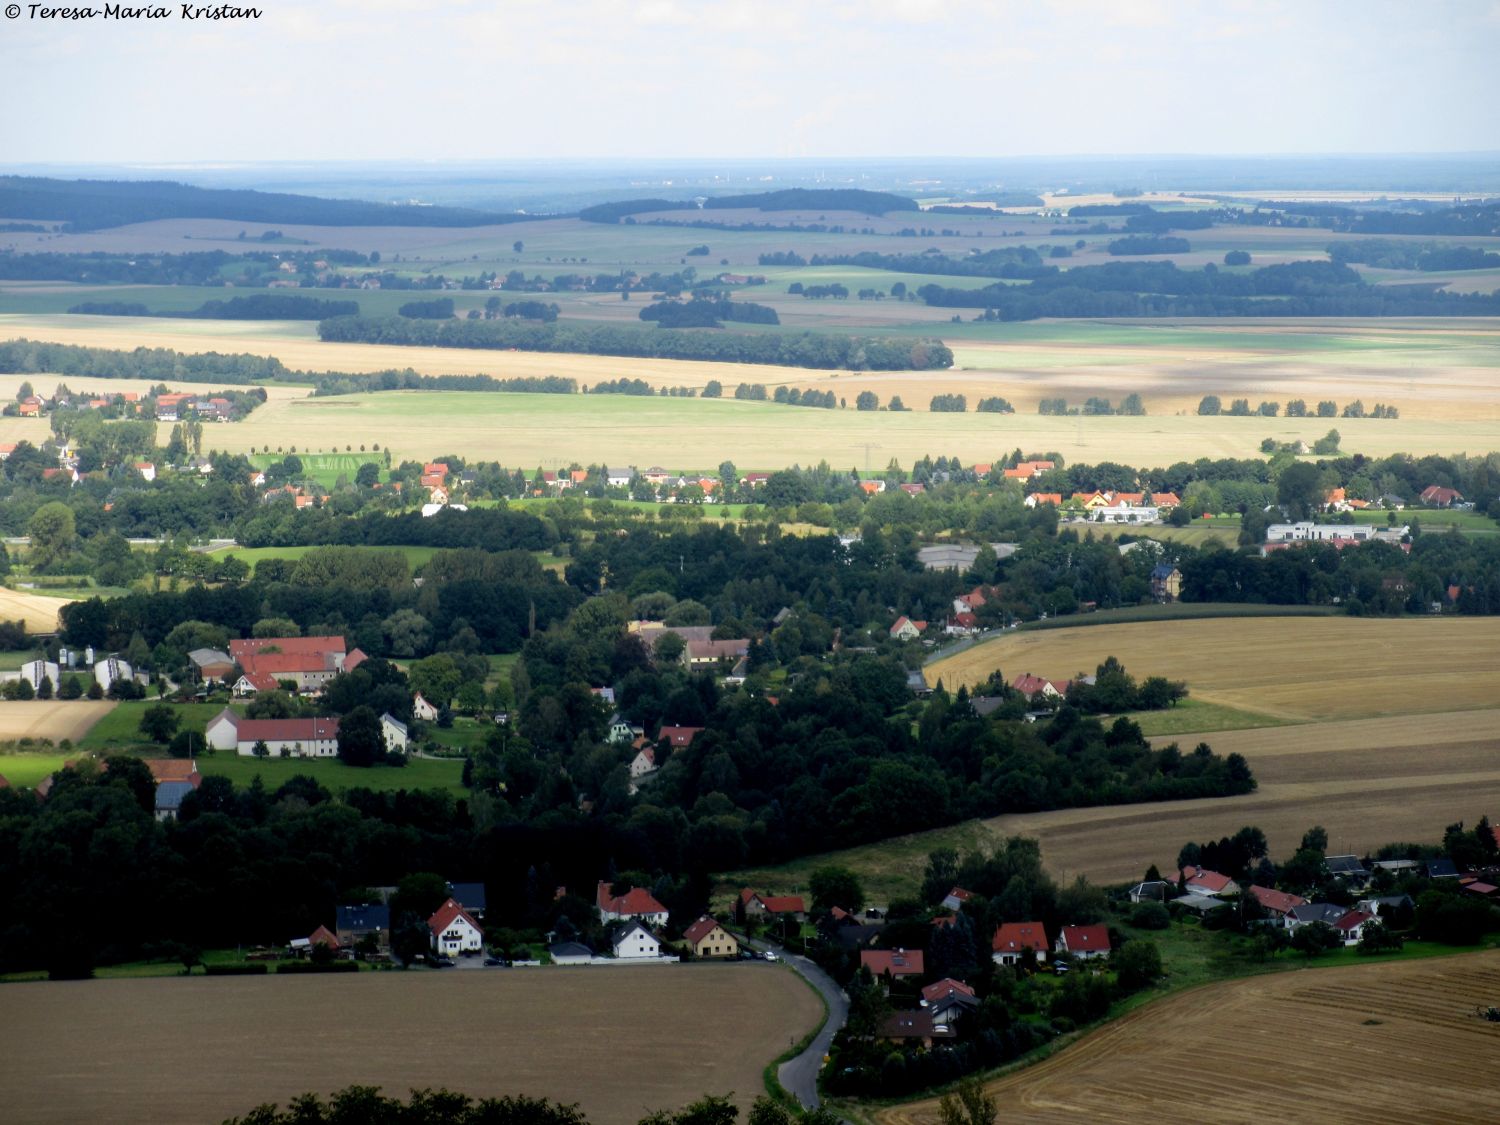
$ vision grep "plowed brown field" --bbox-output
[0,964,820,1125]
[869,951,1500,1125]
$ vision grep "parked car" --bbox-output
[432,956,456,968]
[483,957,506,967]
[764,950,779,962]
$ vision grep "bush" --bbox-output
[204,963,269,976]
[1129,902,1171,930]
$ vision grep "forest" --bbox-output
[316,315,954,371]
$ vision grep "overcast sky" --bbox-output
[5,0,1499,164]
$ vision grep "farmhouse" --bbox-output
[189,648,235,680]
[230,715,341,758]
[1010,673,1069,702]
[612,921,663,960]
[335,904,389,947]
[1055,924,1110,960]
[1419,485,1463,507]
[428,897,484,956]
[684,638,750,669]
[1180,866,1239,897]
[683,916,739,959]
[596,881,669,927]
[991,922,1048,966]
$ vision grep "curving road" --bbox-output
[758,942,849,1111]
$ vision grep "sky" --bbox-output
[3,0,1499,164]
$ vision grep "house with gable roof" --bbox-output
[683,916,739,959]
[889,615,926,641]
[612,920,663,960]
[1179,866,1239,897]
[991,922,1048,966]
[596,881,669,927]
[861,948,925,983]
[1055,924,1110,961]
[941,887,974,912]
[921,978,979,1024]
[1247,885,1307,922]
[429,897,484,955]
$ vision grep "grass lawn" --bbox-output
[197,752,465,794]
[424,718,494,752]
[215,543,439,572]
[247,451,389,491]
[1350,508,1498,534]
[77,701,231,750]
[0,650,38,671]
[0,752,76,787]
[1017,602,1338,633]
[1125,698,1290,737]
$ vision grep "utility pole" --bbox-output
[855,442,882,474]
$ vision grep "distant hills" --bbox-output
[579,188,915,223]
[0,176,544,231]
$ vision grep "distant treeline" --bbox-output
[800,247,1050,281]
[0,338,287,384]
[68,294,360,320]
[0,175,539,231]
[1330,240,1500,271]
[316,315,954,370]
[638,296,780,327]
[0,248,374,286]
[1108,235,1191,256]
[310,371,577,397]
[919,259,1500,319]
[579,188,913,223]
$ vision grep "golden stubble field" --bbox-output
[869,951,1500,1125]
[0,700,115,743]
[926,616,1500,722]
[0,586,75,634]
[0,964,821,1125]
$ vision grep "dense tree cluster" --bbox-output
[639,297,780,327]
[317,315,953,371]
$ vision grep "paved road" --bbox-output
[758,943,848,1111]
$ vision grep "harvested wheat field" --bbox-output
[869,951,1500,1125]
[0,964,819,1125]
[927,616,1500,722]
[982,709,1500,884]
[0,586,74,634]
[0,701,115,743]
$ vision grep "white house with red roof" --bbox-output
[1179,866,1240,897]
[889,615,926,641]
[1419,485,1463,508]
[657,725,704,750]
[1333,909,1375,946]
[412,692,439,722]
[1055,924,1110,960]
[232,716,341,757]
[597,881,669,927]
[991,922,1048,966]
[429,897,484,955]
[738,889,806,922]
[861,948,925,980]
[1010,673,1069,703]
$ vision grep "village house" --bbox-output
[1010,673,1069,703]
[596,881,669,927]
[380,713,408,753]
[941,887,974,912]
[428,897,484,956]
[1179,866,1240,897]
[683,916,739,959]
[921,978,979,1025]
[1419,485,1463,507]
[1247,885,1308,922]
[629,746,657,780]
[878,1011,956,1048]
[1024,492,1064,508]
[684,637,750,670]
[412,692,439,722]
[991,922,1048,966]
[218,713,341,757]
[861,948,925,982]
[189,648,235,681]
[1150,564,1183,603]
[612,920,663,960]
[336,904,390,948]
[657,725,704,750]
[737,889,806,924]
[1055,924,1111,961]
[889,615,926,641]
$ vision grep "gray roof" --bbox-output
[971,696,1006,717]
[189,648,232,667]
[1289,903,1348,926]
[336,904,390,933]
[1172,893,1229,914]
[154,781,195,811]
[548,942,594,959]
[447,882,486,913]
[1325,855,1368,876]
[379,712,408,736]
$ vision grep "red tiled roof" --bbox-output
[1335,909,1372,934]
[1180,866,1235,894]
[597,881,667,918]
[759,895,805,914]
[658,725,704,748]
[240,651,339,676]
[921,977,976,1003]
[308,925,339,948]
[230,636,345,661]
[428,897,481,938]
[1058,924,1109,954]
[1248,885,1307,915]
[236,717,340,743]
[992,922,1046,954]
[344,648,368,672]
[861,949,925,977]
[683,916,725,944]
[144,759,201,786]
